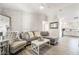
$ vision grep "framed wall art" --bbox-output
[49,22,58,29]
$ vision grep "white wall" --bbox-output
[46,12,59,38]
[22,12,46,32]
[0,8,46,32]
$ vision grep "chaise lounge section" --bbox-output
[7,32,27,54]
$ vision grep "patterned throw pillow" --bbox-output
[34,32,41,37]
[21,32,30,41]
[28,32,34,38]
[8,32,19,44]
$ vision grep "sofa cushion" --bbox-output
[40,31,49,36]
[28,32,34,38]
[19,32,23,39]
[7,32,19,44]
[9,39,15,44]
[30,36,38,41]
[10,41,26,49]
[34,32,41,37]
[20,32,30,41]
[9,38,20,45]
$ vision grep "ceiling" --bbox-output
[0,3,73,13]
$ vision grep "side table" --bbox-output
[0,40,9,55]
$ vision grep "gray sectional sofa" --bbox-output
[7,31,58,54]
[20,31,58,45]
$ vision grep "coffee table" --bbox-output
[31,39,50,55]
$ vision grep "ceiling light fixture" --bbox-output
[40,5,44,10]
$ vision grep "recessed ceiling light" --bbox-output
[40,5,44,10]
